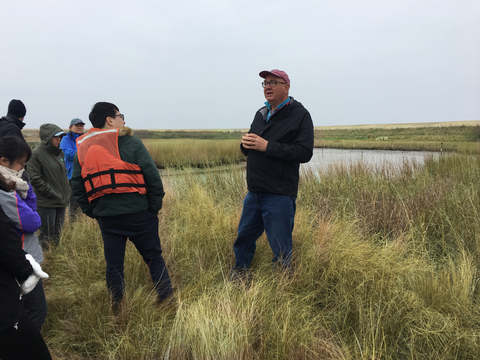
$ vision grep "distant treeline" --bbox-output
[134,130,244,140]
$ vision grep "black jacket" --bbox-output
[0,199,33,331]
[0,115,26,140]
[242,97,314,196]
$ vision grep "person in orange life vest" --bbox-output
[71,102,173,309]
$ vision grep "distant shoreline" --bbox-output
[315,119,480,130]
[21,119,480,137]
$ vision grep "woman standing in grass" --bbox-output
[0,201,51,360]
[27,123,70,248]
[0,136,49,332]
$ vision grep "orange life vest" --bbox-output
[76,128,147,202]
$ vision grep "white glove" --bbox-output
[20,254,49,295]
[25,254,49,279]
[20,274,40,295]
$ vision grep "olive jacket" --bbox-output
[26,123,70,208]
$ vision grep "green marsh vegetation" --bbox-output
[42,149,480,359]
[316,125,480,153]
[139,126,480,171]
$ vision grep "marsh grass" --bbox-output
[143,139,244,169]
[316,125,480,143]
[43,152,480,359]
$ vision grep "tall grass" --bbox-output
[42,152,480,359]
[143,139,244,169]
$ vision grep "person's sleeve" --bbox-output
[265,111,314,163]
[71,153,96,218]
[0,205,33,282]
[60,137,76,162]
[240,143,248,156]
[136,139,165,214]
[0,190,40,233]
[26,152,54,198]
[14,191,41,233]
[22,184,37,211]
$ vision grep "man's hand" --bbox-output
[242,133,268,152]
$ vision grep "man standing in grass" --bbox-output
[231,69,314,280]
[71,102,173,310]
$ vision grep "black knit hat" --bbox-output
[7,99,27,118]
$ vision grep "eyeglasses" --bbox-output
[114,114,125,120]
[262,80,287,88]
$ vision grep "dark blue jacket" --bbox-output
[60,131,81,180]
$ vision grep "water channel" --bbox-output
[302,148,441,174]
[159,148,441,179]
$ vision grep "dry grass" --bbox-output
[41,152,480,359]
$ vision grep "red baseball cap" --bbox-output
[259,69,290,84]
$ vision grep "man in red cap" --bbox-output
[231,69,314,280]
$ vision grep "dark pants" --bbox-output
[37,207,66,248]
[68,180,81,221]
[233,191,296,269]
[96,211,173,305]
[0,310,52,360]
[21,279,48,331]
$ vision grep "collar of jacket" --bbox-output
[261,97,296,121]
[68,131,82,140]
[119,127,133,137]
[2,115,26,130]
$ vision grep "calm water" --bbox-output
[303,148,441,173]
[160,148,441,178]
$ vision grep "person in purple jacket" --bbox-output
[0,136,48,331]
[0,201,51,360]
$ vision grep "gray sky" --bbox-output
[1,0,479,130]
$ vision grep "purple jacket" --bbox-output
[0,184,43,263]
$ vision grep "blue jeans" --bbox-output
[96,211,172,304]
[233,191,296,269]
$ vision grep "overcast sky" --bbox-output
[1,0,479,130]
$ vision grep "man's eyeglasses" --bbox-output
[262,80,287,88]
[114,114,125,120]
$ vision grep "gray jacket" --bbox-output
[0,187,43,264]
